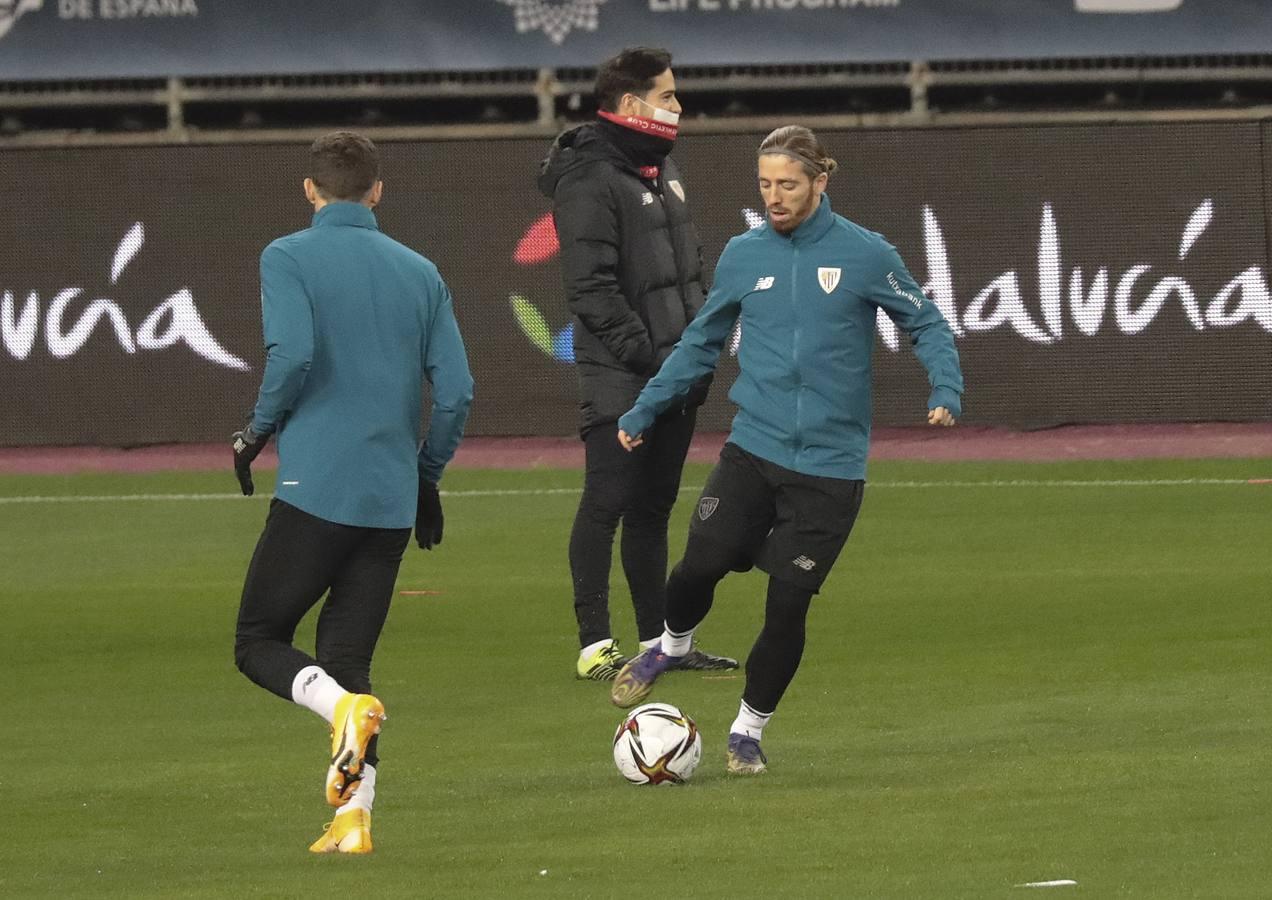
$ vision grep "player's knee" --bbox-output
[673,534,739,585]
[764,577,813,635]
[577,488,629,526]
[622,503,673,531]
[628,488,679,523]
[762,614,807,643]
[232,636,255,674]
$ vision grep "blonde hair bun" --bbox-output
[758,125,837,179]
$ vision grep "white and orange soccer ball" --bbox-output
[612,702,702,785]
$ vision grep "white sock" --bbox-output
[580,638,615,659]
[290,665,348,724]
[660,626,694,657]
[730,700,773,741]
[337,763,376,814]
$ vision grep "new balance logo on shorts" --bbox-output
[698,497,720,520]
[792,555,817,571]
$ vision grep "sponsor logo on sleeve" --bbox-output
[887,271,924,310]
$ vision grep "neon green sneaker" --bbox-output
[576,640,629,682]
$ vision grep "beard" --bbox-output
[769,195,816,233]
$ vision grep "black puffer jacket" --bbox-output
[538,123,711,431]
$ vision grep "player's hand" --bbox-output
[231,425,270,496]
[416,480,444,549]
[618,429,644,451]
[927,406,956,427]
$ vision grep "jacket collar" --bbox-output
[312,202,379,230]
[769,193,835,245]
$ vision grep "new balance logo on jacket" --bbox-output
[754,276,775,291]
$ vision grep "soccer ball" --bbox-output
[612,702,702,785]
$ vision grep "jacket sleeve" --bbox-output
[618,242,744,437]
[418,278,475,485]
[553,171,656,373]
[868,243,965,416]
[250,244,313,435]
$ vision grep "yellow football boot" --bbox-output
[325,693,386,807]
[308,808,373,854]
[575,640,628,682]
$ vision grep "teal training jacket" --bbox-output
[618,196,962,481]
[249,202,474,528]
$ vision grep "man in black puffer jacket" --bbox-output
[538,47,737,682]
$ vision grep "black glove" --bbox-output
[416,480,444,549]
[231,425,270,496]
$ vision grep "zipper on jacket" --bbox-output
[656,173,694,412]
[790,247,803,468]
[656,176,691,314]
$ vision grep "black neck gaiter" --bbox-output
[596,115,674,180]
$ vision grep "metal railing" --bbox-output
[2,56,1272,146]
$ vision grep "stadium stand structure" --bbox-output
[2,55,1272,144]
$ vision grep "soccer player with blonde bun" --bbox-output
[611,125,963,775]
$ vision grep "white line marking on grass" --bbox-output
[0,493,249,503]
[0,478,1258,505]
[1017,880,1077,888]
[427,478,1255,494]
[869,478,1253,488]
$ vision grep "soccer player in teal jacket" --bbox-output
[611,126,963,775]
[231,133,473,852]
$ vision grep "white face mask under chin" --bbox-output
[632,95,680,126]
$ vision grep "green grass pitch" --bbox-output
[2,458,1268,898]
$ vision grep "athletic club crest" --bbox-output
[497,0,607,45]
[0,0,42,42]
[667,179,685,203]
[697,497,719,521]
[817,267,841,294]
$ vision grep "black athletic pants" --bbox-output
[568,407,697,648]
[234,499,410,767]
[665,443,866,714]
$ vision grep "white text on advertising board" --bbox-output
[1,222,248,371]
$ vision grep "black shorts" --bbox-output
[688,442,865,592]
